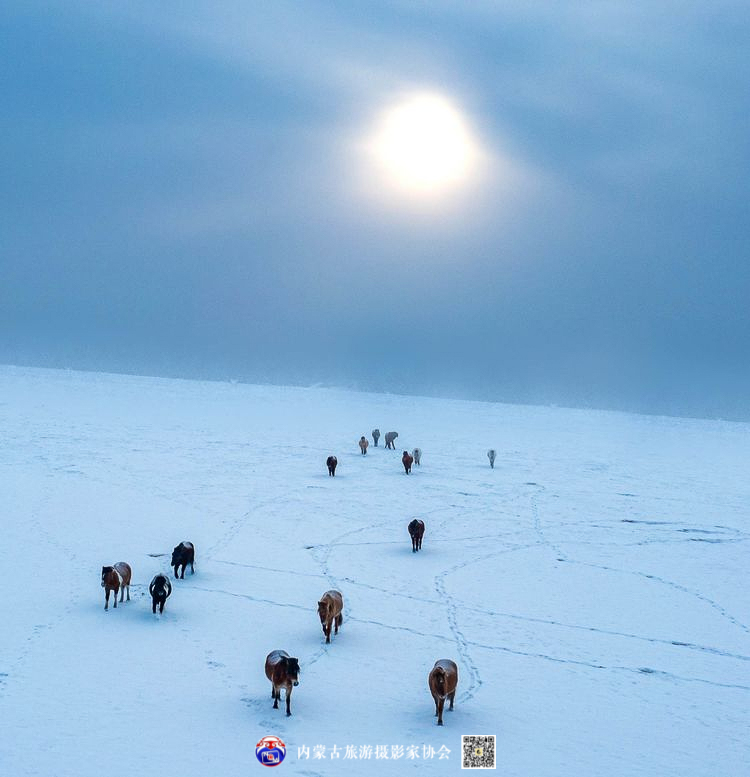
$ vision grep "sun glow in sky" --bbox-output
[367,92,481,197]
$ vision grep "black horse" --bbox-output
[171,541,195,579]
[408,519,425,552]
[149,574,172,614]
[326,456,338,476]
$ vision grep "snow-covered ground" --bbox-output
[1,365,748,776]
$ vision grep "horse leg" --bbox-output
[285,686,292,717]
[190,561,195,574]
[180,564,185,580]
[126,584,130,602]
[449,691,455,710]
[437,697,445,726]
[113,586,118,608]
[105,588,110,610]
[273,687,279,709]
[159,598,165,614]
[335,613,342,633]
[325,620,331,643]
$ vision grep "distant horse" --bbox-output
[402,450,414,474]
[372,429,380,447]
[408,519,425,552]
[429,659,458,725]
[326,456,338,476]
[359,436,369,455]
[412,448,422,466]
[171,541,195,579]
[317,590,344,644]
[101,562,132,610]
[487,449,496,469]
[265,650,300,716]
[384,431,398,449]
[149,573,172,614]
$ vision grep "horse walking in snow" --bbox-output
[487,449,496,469]
[149,573,172,614]
[372,429,380,447]
[408,519,425,552]
[326,456,338,476]
[101,562,132,610]
[412,447,422,466]
[402,450,414,474]
[171,541,195,579]
[428,659,458,725]
[384,431,398,449]
[317,590,344,644]
[265,650,300,717]
[359,436,369,455]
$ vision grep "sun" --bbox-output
[367,92,480,197]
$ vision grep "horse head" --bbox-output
[285,657,300,686]
[101,566,113,586]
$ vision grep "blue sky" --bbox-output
[2,1,748,417]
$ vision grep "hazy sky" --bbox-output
[2,1,748,418]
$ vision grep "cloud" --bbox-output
[2,0,749,418]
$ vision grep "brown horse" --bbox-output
[408,519,425,552]
[358,436,369,455]
[265,650,300,716]
[402,450,414,473]
[317,590,344,644]
[429,659,458,725]
[326,455,338,476]
[101,562,132,610]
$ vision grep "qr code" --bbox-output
[461,735,496,769]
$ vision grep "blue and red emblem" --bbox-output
[256,736,286,767]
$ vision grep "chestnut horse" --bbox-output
[358,436,369,455]
[408,519,425,552]
[326,455,338,476]
[429,659,458,725]
[402,450,414,474]
[317,590,344,644]
[265,650,300,716]
[101,562,132,610]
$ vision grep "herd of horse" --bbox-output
[331,429,494,476]
[98,428,499,725]
[101,541,193,613]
